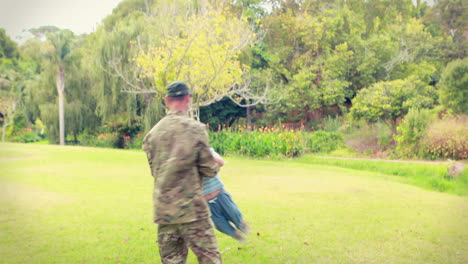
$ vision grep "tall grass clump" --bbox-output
[321,116,342,132]
[394,108,433,158]
[421,116,468,160]
[308,130,344,153]
[344,121,394,157]
[209,126,343,158]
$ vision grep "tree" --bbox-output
[50,30,74,145]
[438,58,468,114]
[433,0,466,44]
[19,38,59,143]
[0,29,21,142]
[284,42,352,122]
[87,7,163,137]
[0,91,19,142]
[134,2,258,118]
[101,0,155,31]
[64,36,101,142]
[31,27,76,145]
[0,29,19,63]
[0,66,23,143]
[93,11,154,119]
[199,96,246,130]
[350,77,436,133]
[423,0,467,60]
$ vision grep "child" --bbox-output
[203,148,250,243]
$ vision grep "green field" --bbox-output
[1,143,467,264]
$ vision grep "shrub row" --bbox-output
[78,132,144,149]
[71,127,342,157]
[9,128,42,143]
[208,127,343,158]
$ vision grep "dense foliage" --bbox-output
[438,58,468,114]
[0,0,466,160]
[350,78,436,132]
[421,116,468,160]
[394,108,433,158]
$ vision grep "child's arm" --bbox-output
[212,152,224,166]
[210,148,225,167]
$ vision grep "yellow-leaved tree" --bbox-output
[135,3,256,118]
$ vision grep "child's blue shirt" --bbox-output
[202,174,224,195]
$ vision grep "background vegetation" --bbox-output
[1,0,467,161]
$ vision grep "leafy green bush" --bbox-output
[78,132,120,149]
[308,131,343,153]
[394,108,433,158]
[421,116,468,160]
[103,115,142,149]
[8,119,47,143]
[127,134,144,149]
[10,128,39,143]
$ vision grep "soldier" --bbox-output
[142,81,222,264]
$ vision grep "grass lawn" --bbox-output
[1,143,467,264]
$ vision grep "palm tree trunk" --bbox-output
[2,114,13,143]
[57,64,65,145]
[2,121,6,142]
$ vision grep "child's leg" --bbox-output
[207,197,237,238]
[217,189,249,233]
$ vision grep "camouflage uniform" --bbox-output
[142,103,222,263]
[158,219,220,264]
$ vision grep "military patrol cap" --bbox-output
[166,81,190,97]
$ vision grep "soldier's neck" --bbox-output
[168,103,188,112]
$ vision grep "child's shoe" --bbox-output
[240,221,251,235]
[233,230,247,244]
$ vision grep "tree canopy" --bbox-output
[1,0,464,145]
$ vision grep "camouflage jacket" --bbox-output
[142,110,219,224]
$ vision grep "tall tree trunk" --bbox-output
[246,105,252,130]
[191,100,200,121]
[390,119,398,136]
[191,107,200,121]
[1,120,6,143]
[57,64,65,145]
[1,115,14,143]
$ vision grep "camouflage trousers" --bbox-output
[157,218,222,264]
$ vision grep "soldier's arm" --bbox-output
[142,134,155,176]
[196,127,219,178]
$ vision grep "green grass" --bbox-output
[298,155,468,196]
[1,143,467,264]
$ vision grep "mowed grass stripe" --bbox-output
[0,143,467,264]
